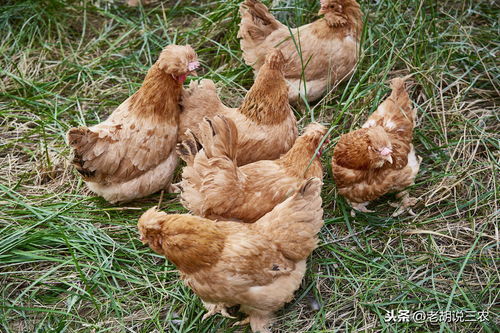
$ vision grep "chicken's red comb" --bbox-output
[188,61,200,71]
[380,147,392,156]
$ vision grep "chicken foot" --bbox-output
[202,302,236,320]
[349,201,374,217]
[390,191,418,217]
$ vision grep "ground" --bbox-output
[0,0,498,332]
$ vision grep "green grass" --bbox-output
[0,0,498,332]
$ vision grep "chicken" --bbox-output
[331,77,422,216]
[67,45,199,203]
[177,115,327,222]
[178,49,297,166]
[138,177,324,333]
[238,0,362,103]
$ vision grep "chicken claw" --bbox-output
[232,317,250,327]
[168,182,182,194]
[202,303,235,321]
[391,191,418,217]
[350,202,374,216]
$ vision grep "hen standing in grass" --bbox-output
[138,177,324,333]
[331,77,422,215]
[238,0,362,103]
[177,115,327,222]
[179,49,297,166]
[67,45,199,203]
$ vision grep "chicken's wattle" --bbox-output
[177,74,188,84]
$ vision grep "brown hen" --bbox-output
[177,115,327,222]
[138,177,324,333]
[238,0,362,102]
[178,49,297,166]
[331,77,422,215]
[67,45,199,203]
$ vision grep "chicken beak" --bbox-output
[186,61,200,78]
[188,61,199,71]
[318,0,328,14]
[380,147,393,164]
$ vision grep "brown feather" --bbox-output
[238,0,362,102]
[137,178,323,332]
[67,44,198,202]
[179,119,326,223]
[331,77,421,204]
[178,49,297,166]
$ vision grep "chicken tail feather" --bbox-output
[238,0,280,42]
[198,115,238,162]
[389,77,406,96]
[177,130,202,165]
[241,0,275,27]
[299,177,322,198]
[180,116,242,218]
[254,177,324,261]
[389,76,416,124]
[67,126,97,179]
